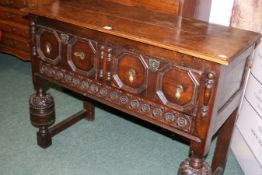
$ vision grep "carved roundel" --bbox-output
[67,38,97,76]
[113,52,148,94]
[36,28,61,65]
[156,65,202,114]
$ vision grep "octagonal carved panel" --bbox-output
[67,37,97,77]
[156,64,202,114]
[113,52,148,94]
[36,27,61,65]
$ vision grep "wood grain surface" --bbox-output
[23,0,261,65]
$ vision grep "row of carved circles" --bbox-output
[40,63,191,131]
[41,64,87,87]
[103,91,190,129]
[128,99,190,129]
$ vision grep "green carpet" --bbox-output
[0,53,244,175]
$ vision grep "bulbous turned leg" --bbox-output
[178,157,211,175]
[29,89,55,148]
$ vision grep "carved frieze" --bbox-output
[39,62,193,133]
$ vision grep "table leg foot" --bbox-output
[37,126,52,148]
[29,89,55,149]
[178,157,211,175]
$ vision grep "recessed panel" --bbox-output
[40,31,59,60]
[117,54,145,88]
[113,52,148,94]
[157,65,202,114]
[37,28,61,65]
[68,38,96,76]
[162,69,194,106]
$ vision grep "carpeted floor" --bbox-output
[0,53,244,175]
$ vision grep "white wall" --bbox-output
[209,0,234,26]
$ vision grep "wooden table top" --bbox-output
[23,0,261,65]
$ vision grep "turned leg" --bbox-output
[211,108,238,174]
[84,101,95,121]
[29,89,55,148]
[178,139,211,175]
[178,154,211,175]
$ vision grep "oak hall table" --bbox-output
[24,0,261,174]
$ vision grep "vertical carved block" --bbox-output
[30,19,37,56]
[106,48,112,81]
[201,73,215,117]
[99,45,105,79]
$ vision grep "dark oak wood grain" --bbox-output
[23,0,260,65]
[0,0,213,61]
[25,1,261,175]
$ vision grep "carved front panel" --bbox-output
[39,62,193,133]
[113,52,148,94]
[68,38,97,76]
[34,26,204,134]
[156,64,202,115]
[36,27,61,65]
